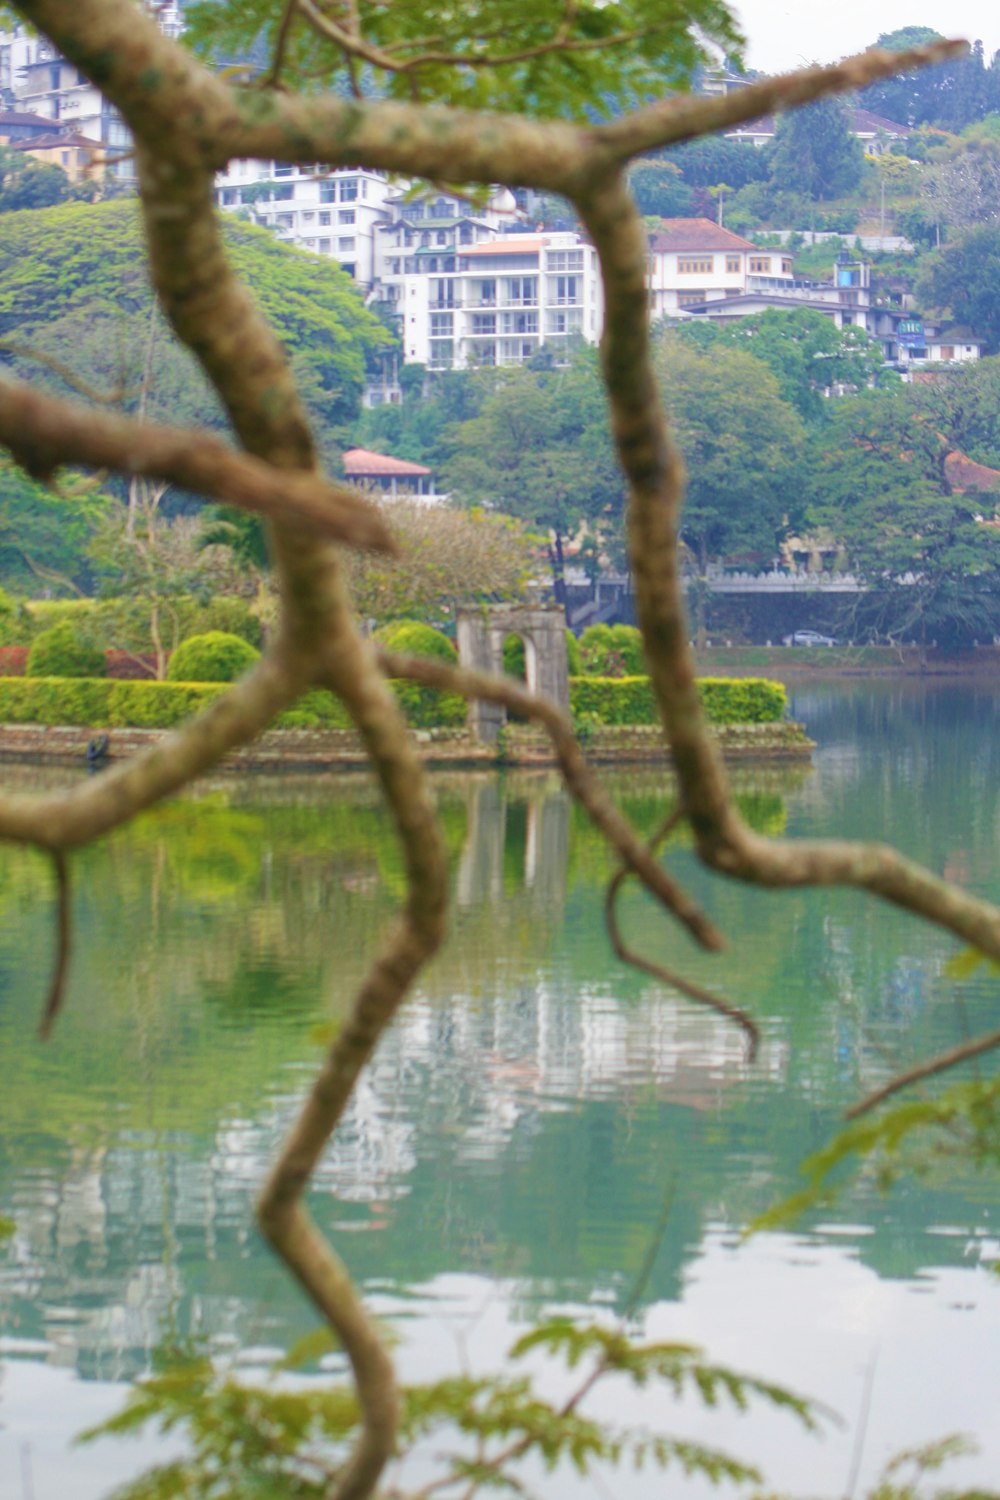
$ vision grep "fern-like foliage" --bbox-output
[80,1319,820,1499]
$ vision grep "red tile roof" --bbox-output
[648,217,757,253]
[944,450,1000,495]
[342,447,431,477]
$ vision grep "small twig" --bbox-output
[845,1024,1000,1119]
[604,813,760,1060]
[262,0,300,89]
[0,339,133,406]
[296,0,662,76]
[38,851,71,1041]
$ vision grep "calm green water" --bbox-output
[3,680,1000,1498]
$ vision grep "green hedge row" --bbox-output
[569,675,786,725]
[0,677,466,731]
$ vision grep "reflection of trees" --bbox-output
[2,748,992,1377]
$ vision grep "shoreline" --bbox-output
[0,720,813,773]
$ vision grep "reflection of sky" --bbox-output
[8,1236,1000,1500]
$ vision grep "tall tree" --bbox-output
[766,94,864,201]
[916,224,1000,353]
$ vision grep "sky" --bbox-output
[731,0,1000,74]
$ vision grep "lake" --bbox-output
[3,680,1000,1499]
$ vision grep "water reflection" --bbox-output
[2,705,1000,1495]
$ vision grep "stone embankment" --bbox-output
[0,720,812,772]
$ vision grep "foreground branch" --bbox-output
[846,1023,1000,1119]
[0,378,395,554]
[377,648,723,953]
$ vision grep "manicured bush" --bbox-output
[0,676,465,732]
[0,678,226,728]
[26,622,107,679]
[378,620,458,663]
[569,675,786,726]
[167,631,261,683]
[579,623,644,677]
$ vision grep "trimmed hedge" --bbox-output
[578,623,645,677]
[378,620,457,664]
[0,676,467,732]
[570,675,786,725]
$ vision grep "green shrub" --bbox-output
[167,632,261,683]
[378,620,458,664]
[273,689,352,730]
[0,678,225,727]
[26,622,107,679]
[579,623,644,677]
[392,679,466,728]
[569,675,786,725]
[565,630,582,676]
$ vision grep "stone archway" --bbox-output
[456,605,570,745]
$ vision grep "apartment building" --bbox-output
[0,4,183,180]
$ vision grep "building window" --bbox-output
[501,310,538,335]
[339,209,355,224]
[550,275,580,305]
[547,250,584,272]
[429,342,454,369]
[320,183,336,202]
[430,313,454,336]
[749,256,771,273]
[939,345,955,360]
[338,237,355,252]
[677,290,708,307]
[678,256,713,274]
[546,308,582,334]
[476,280,497,307]
[273,161,293,177]
[781,258,793,274]
[725,255,741,273]
[506,277,538,305]
[301,211,315,223]
[319,211,331,226]
[339,178,358,201]
[471,313,497,335]
[317,239,331,252]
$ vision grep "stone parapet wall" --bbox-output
[0,720,812,771]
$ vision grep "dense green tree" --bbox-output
[858,27,947,126]
[628,157,694,218]
[767,95,864,202]
[0,455,107,594]
[916,224,1000,353]
[676,308,886,421]
[807,390,1000,647]
[0,199,391,451]
[652,334,804,566]
[0,143,74,212]
[664,133,769,190]
[442,352,626,598]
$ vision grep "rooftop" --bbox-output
[649,218,757,253]
[342,447,431,478]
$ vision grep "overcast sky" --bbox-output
[731,0,999,74]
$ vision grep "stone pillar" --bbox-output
[457,609,505,744]
[457,604,570,743]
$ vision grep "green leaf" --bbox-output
[272,1325,341,1371]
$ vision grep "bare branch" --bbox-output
[846,1025,1000,1120]
[596,40,967,161]
[0,647,310,851]
[377,647,723,953]
[0,377,395,554]
[604,812,759,1058]
[0,339,133,405]
[38,851,71,1041]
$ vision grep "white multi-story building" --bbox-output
[379,230,603,370]
[213,162,395,283]
[0,4,183,180]
[647,218,796,316]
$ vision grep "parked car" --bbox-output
[782,629,838,647]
